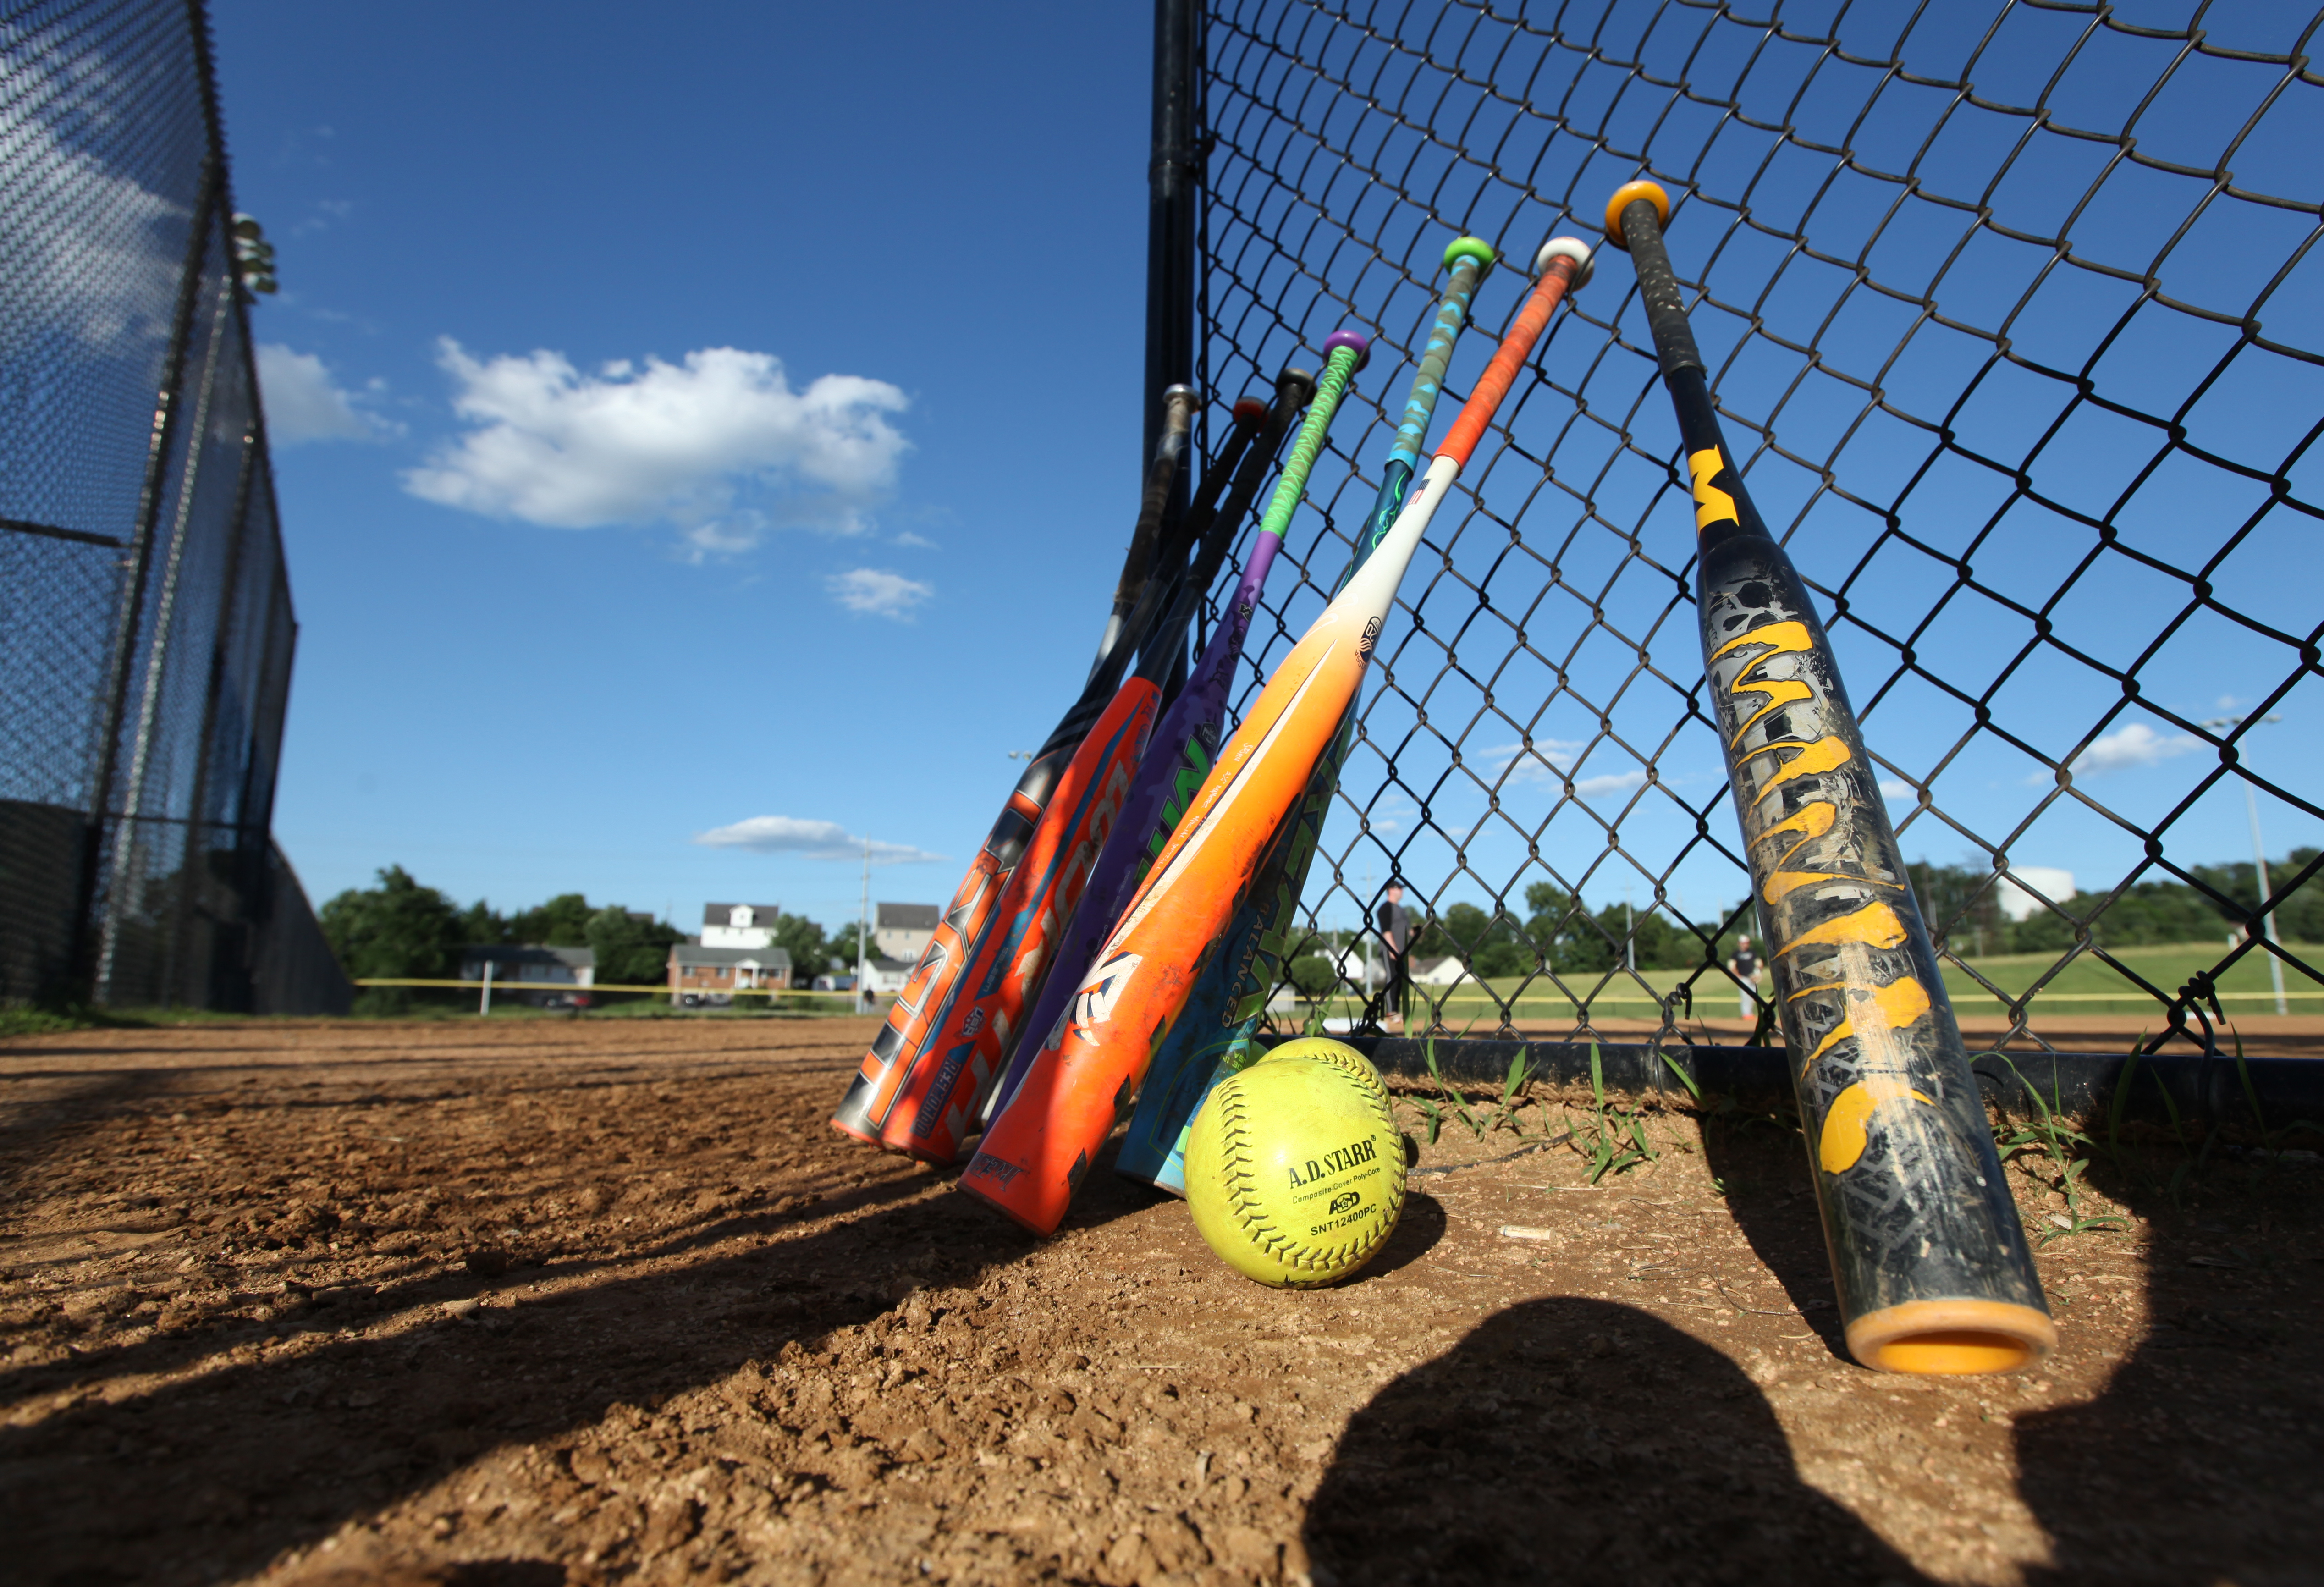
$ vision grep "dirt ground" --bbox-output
[2,1016,2319,1586]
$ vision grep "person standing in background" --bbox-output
[1377,883,1414,1031]
[1728,933,1760,1021]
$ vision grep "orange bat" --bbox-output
[963,237,1596,1233]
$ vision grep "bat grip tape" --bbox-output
[1621,199,1705,380]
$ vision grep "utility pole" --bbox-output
[857,837,872,1017]
[2203,713,2288,1016]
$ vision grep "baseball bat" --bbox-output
[964,239,1595,1233]
[1119,234,1561,1191]
[966,327,1382,1153]
[830,385,1205,1146]
[872,378,1322,1161]
[1118,237,1499,1188]
[832,379,1304,1147]
[1097,383,1208,669]
[1608,177,2053,1375]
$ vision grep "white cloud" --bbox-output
[0,51,184,351]
[256,343,395,444]
[693,816,943,865]
[893,530,939,549]
[1483,741,1644,802]
[828,567,933,620]
[1880,778,1915,799]
[2068,722,2201,777]
[1575,770,1648,800]
[403,341,909,546]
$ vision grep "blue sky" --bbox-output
[215,0,1155,930]
[216,0,2319,943]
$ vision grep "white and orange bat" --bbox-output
[963,237,1596,1234]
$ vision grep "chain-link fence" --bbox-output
[1168,0,2322,1058]
[0,0,348,1014]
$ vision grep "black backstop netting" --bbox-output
[0,0,349,1014]
[1173,0,2321,1056]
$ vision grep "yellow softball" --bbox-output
[1184,1038,1404,1287]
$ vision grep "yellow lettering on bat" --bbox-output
[1737,734,1851,805]
[1779,899,1908,957]
[1754,801,1842,903]
[1729,678,1814,745]
[1799,975,1933,1068]
[1707,621,1817,746]
[1688,448,1738,534]
[1817,1075,1937,1174]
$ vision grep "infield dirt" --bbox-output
[3,1015,2318,1585]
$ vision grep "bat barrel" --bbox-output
[1608,178,2054,1375]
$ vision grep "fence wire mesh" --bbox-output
[1186,0,2323,1056]
[0,0,348,1014]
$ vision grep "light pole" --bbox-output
[2203,713,2287,1015]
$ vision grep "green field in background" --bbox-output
[1387,941,2321,1022]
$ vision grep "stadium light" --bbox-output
[230,212,277,296]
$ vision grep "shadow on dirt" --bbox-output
[1697,1119,1847,1354]
[1698,1096,2324,1581]
[4,1148,1151,1585]
[1303,1296,1932,1585]
[1349,1190,1445,1281]
[2010,1151,2324,1583]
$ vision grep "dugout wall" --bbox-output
[0,0,349,1014]
[1149,0,2323,1058]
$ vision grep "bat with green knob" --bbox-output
[967,238,1594,1235]
[1113,235,1503,1188]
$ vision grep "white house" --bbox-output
[1326,947,1468,990]
[861,954,913,997]
[1411,955,1472,987]
[701,903,782,948]
[874,903,940,964]
[459,945,595,1006]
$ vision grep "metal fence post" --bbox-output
[1142,0,1202,492]
[73,167,223,1006]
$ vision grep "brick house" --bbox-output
[669,944,792,1006]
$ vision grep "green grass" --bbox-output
[1386,940,2320,1025]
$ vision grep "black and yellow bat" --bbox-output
[1607,177,2053,1377]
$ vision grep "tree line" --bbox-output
[1276,852,2321,995]
[317,867,860,1012]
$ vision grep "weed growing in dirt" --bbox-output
[1418,1037,1484,1143]
[1991,1054,2129,1244]
[1569,1043,1659,1184]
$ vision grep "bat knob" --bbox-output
[1442,235,1497,271]
[1602,178,1672,250]
[1232,396,1269,424]
[1322,329,1371,372]
[1532,237,1595,289]
[1277,365,1319,407]
[1163,382,1203,408]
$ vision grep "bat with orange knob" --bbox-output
[1606,176,2053,1376]
[963,235,1597,1234]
